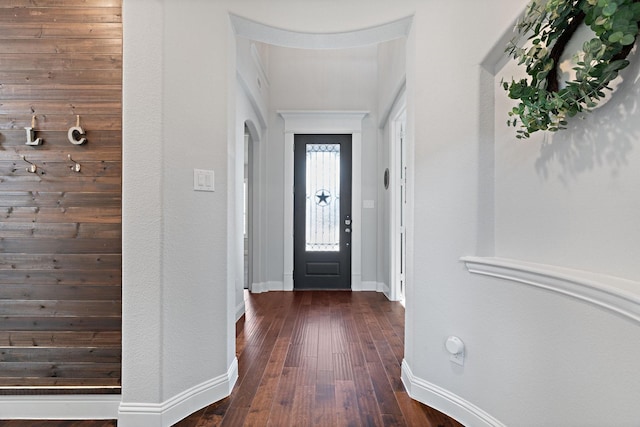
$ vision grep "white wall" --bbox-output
[396,1,622,426]
[495,51,640,281]
[236,38,269,129]
[482,12,640,425]
[378,37,407,125]
[121,1,237,425]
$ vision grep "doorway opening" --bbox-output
[280,111,367,291]
[390,102,407,304]
[243,120,261,294]
[244,125,252,290]
[232,14,413,297]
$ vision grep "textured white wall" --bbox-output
[121,0,164,407]
[378,38,407,123]
[236,38,269,127]
[488,9,640,425]
[122,1,237,425]
[160,0,235,401]
[495,49,640,281]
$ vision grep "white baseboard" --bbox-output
[235,300,245,321]
[252,281,389,293]
[356,280,380,292]
[356,281,388,294]
[401,359,505,427]
[379,282,401,301]
[379,281,391,296]
[249,281,284,293]
[118,358,238,427]
[272,281,287,291]
[249,281,267,293]
[0,393,121,419]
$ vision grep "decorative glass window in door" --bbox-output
[305,143,340,251]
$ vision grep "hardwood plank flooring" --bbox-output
[180,291,462,427]
[0,291,463,427]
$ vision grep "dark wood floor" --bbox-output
[0,291,462,427]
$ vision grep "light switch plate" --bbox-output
[194,169,215,192]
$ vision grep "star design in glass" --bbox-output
[315,190,331,206]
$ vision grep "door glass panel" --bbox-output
[305,143,340,252]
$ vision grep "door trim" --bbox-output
[389,92,407,303]
[279,111,368,291]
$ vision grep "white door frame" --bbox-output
[279,110,368,291]
[389,92,407,302]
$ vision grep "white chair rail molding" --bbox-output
[460,256,640,325]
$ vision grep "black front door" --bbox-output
[294,134,352,290]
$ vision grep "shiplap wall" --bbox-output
[0,0,122,392]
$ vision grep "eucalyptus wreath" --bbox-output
[503,0,640,138]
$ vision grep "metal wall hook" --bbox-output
[20,155,37,173]
[68,154,81,172]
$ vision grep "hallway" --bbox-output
[177,291,461,426]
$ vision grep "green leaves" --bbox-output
[587,37,603,51]
[583,0,639,50]
[503,0,639,138]
[603,2,618,17]
[621,33,636,44]
[608,31,624,42]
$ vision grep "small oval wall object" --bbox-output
[445,336,464,354]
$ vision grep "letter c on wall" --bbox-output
[68,126,87,145]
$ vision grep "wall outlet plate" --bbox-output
[450,352,464,366]
[194,169,215,192]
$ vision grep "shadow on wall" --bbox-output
[535,47,640,184]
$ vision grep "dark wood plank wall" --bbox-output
[0,0,122,392]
